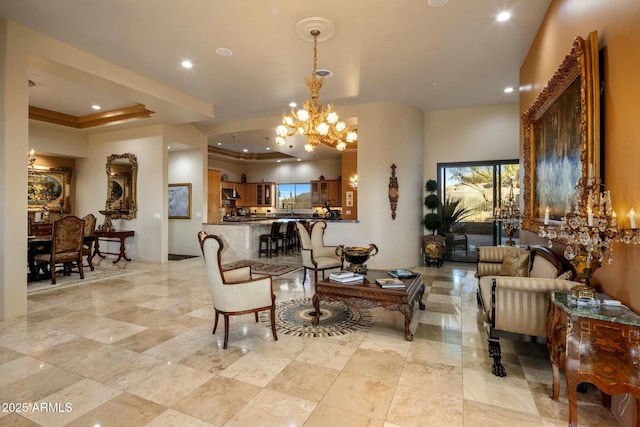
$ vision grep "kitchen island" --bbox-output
[202,217,357,262]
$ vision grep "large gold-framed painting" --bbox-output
[522,31,600,232]
[27,167,73,212]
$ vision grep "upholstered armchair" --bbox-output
[198,231,277,349]
[34,215,85,284]
[476,245,578,376]
[296,220,343,285]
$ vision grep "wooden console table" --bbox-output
[93,230,135,263]
[546,291,640,427]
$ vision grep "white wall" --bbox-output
[321,103,425,270]
[423,103,520,178]
[166,124,208,257]
[78,125,166,263]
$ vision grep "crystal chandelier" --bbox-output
[275,29,357,152]
[538,172,619,299]
[493,180,522,246]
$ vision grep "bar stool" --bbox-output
[282,221,298,254]
[259,221,282,258]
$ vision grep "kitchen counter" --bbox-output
[202,218,357,261]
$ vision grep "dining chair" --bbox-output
[82,213,97,271]
[34,215,85,284]
[282,220,298,254]
[198,231,277,349]
[296,220,343,285]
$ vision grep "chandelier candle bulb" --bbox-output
[544,206,550,225]
[630,209,637,229]
[587,208,594,227]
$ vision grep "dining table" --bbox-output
[27,235,95,282]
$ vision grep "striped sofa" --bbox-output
[476,245,578,377]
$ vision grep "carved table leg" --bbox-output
[400,304,414,341]
[551,363,560,400]
[418,284,426,310]
[488,339,506,377]
[566,370,579,427]
[311,293,320,325]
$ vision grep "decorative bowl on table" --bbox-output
[335,244,378,274]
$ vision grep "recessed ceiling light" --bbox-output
[297,159,301,162]
[242,149,248,152]
[289,102,297,108]
[277,160,281,163]
[428,0,448,6]
[216,48,233,57]
[497,11,511,22]
[217,142,222,146]
[92,104,101,110]
[167,146,171,149]
[504,87,514,93]
[181,60,193,69]
[266,147,271,151]
[315,69,332,78]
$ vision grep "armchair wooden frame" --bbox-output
[198,231,278,349]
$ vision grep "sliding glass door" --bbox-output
[437,160,520,262]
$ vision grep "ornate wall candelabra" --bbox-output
[538,173,618,299]
[494,183,522,246]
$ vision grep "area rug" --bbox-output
[168,254,199,261]
[27,268,136,294]
[259,298,373,338]
[222,260,302,277]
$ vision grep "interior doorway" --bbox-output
[438,160,520,262]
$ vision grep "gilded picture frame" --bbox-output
[522,31,600,233]
[168,183,192,219]
[27,167,72,213]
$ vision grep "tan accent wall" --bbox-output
[521,0,640,310]
[520,3,640,423]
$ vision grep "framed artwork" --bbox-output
[28,167,72,212]
[168,183,192,219]
[522,32,600,232]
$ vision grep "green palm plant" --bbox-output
[441,195,474,233]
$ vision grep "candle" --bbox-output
[630,209,637,229]
[587,208,593,227]
[544,206,550,225]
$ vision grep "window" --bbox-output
[437,160,520,260]
[278,183,311,209]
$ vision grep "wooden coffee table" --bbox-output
[312,270,425,340]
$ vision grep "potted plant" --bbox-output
[422,179,445,267]
[441,195,474,258]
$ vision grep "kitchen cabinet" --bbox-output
[241,182,274,207]
[255,183,274,207]
[311,180,341,207]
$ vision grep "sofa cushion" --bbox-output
[529,255,558,279]
[499,250,530,277]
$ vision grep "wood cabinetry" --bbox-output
[239,182,274,207]
[311,180,341,207]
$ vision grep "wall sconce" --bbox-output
[349,174,358,189]
[28,149,36,167]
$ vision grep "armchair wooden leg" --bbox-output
[488,339,506,377]
[270,307,278,342]
[223,314,230,349]
[213,309,220,334]
[254,312,259,322]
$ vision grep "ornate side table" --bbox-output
[546,291,640,427]
[93,230,135,263]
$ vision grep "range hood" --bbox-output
[222,188,241,200]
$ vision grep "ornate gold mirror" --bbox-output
[106,153,137,219]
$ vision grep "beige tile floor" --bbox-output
[0,254,623,426]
